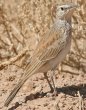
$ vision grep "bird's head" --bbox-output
[52,3,78,22]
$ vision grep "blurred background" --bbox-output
[0,0,86,109]
[0,0,86,74]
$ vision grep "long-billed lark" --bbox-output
[4,3,78,107]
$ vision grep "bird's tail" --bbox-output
[4,78,26,107]
[4,60,45,107]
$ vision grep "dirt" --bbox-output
[0,65,86,110]
[0,0,86,110]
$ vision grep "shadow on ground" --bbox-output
[8,83,86,110]
[57,83,86,97]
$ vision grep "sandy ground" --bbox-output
[0,0,86,110]
[0,65,86,110]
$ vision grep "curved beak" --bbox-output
[66,4,79,18]
[62,3,79,21]
[68,4,79,9]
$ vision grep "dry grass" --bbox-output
[0,0,85,74]
[0,0,86,109]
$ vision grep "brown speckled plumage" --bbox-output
[4,3,78,107]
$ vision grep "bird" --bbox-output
[4,3,78,107]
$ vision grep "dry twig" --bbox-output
[77,91,84,110]
[0,47,29,69]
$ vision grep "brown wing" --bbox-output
[32,24,66,62]
[25,24,65,71]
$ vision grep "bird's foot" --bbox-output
[52,88,58,96]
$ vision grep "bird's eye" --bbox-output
[61,7,64,10]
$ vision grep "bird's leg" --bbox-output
[51,71,57,96]
[43,73,53,92]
